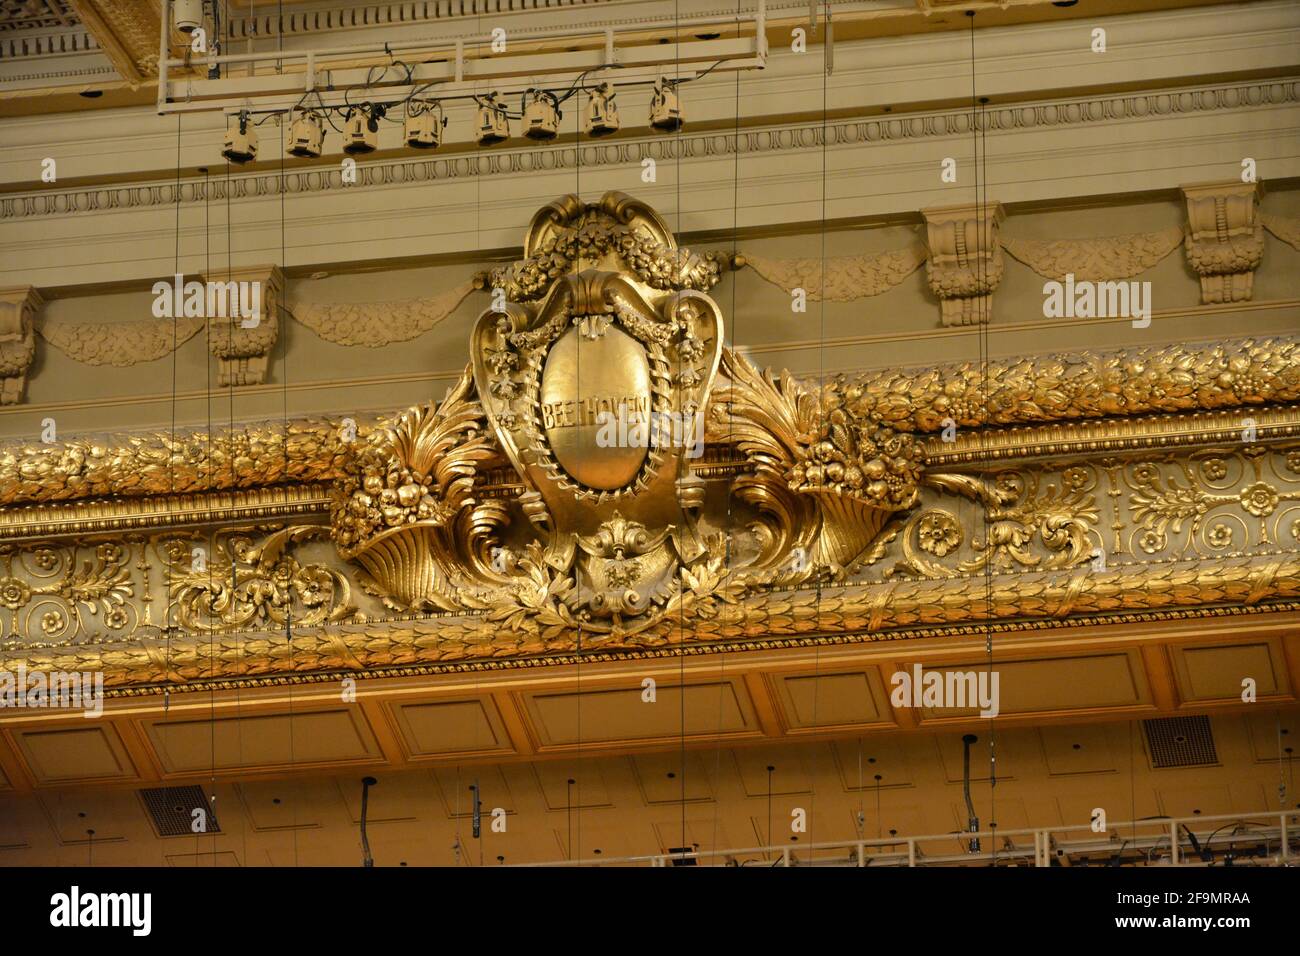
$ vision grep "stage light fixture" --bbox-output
[343,103,384,154]
[649,77,683,132]
[404,100,446,149]
[172,0,203,33]
[288,109,325,158]
[585,83,620,137]
[522,89,561,141]
[220,111,258,164]
[475,93,511,146]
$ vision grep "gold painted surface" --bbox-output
[0,192,1297,691]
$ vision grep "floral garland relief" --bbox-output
[999,226,1185,281]
[38,317,206,367]
[740,243,927,302]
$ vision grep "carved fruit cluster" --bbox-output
[333,432,450,552]
[788,401,924,509]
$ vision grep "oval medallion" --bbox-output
[539,323,651,490]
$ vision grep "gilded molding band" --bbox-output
[3,335,1297,508]
[5,553,1297,690]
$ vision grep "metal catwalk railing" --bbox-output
[514,810,1297,867]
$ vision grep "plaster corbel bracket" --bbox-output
[1181,180,1263,304]
[0,286,43,405]
[204,264,282,387]
[922,202,1005,327]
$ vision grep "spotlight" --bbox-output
[522,89,561,141]
[404,99,446,150]
[585,83,620,137]
[221,111,258,164]
[287,109,324,158]
[343,103,384,154]
[474,93,510,146]
[649,77,683,132]
[172,0,203,33]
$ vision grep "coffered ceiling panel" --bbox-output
[237,778,343,831]
[336,770,428,824]
[0,794,44,849]
[777,670,891,731]
[917,654,1142,721]
[934,728,1038,784]
[41,787,144,844]
[1174,642,1285,701]
[532,758,612,810]
[556,817,643,862]
[12,724,134,784]
[630,750,716,804]
[391,698,510,758]
[433,765,516,817]
[831,737,915,790]
[146,709,381,774]
[1156,784,1241,818]
[1243,709,1297,763]
[1040,724,1122,776]
[524,680,754,748]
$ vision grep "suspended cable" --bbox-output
[711,0,746,868]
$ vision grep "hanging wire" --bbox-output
[709,6,745,867]
[275,105,301,866]
[203,162,218,864]
[967,9,999,865]
[802,0,833,867]
[672,0,688,859]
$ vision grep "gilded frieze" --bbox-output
[1,192,1298,691]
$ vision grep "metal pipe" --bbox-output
[157,0,171,113]
[962,733,980,854]
[162,12,762,69]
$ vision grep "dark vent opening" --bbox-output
[1143,715,1218,769]
[139,785,221,837]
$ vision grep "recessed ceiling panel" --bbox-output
[526,681,751,747]
[147,710,379,773]
[392,698,508,757]
[14,725,133,784]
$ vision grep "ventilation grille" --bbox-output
[1143,716,1218,768]
[139,785,221,837]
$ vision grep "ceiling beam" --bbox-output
[68,0,163,86]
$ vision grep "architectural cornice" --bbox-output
[5,79,1294,225]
